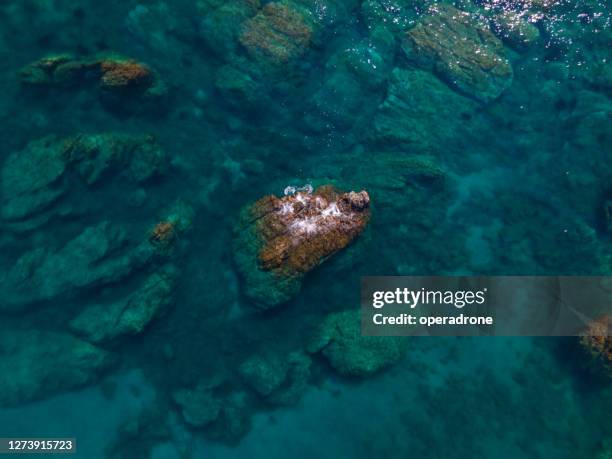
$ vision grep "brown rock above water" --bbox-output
[255,185,370,276]
[579,315,611,379]
[402,4,513,103]
[234,185,370,309]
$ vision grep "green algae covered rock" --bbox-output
[1,133,167,227]
[373,68,477,151]
[173,382,223,428]
[172,380,252,444]
[64,133,166,185]
[0,329,115,407]
[1,197,193,313]
[306,25,395,133]
[69,268,177,344]
[238,1,314,66]
[0,136,70,222]
[361,0,431,35]
[489,10,540,52]
[198,0,261,59]
[19,54,83,87]
[308,310,405,377]
[344,153,446,204]
[1,221,155,311]
[239,351,311,404]
[19,54,167,113]
[214,64,263,108]
[402,4,513,103]
[239,354,287,397]
[206,391,252,445]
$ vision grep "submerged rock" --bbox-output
[402,4,513,103]
[105,407,172,459]
[64,133,167,184]
[490,10,540,52]
[19,54,90,86]
[70,269,177,344]
[126,2,198,57]
[234,185,370,309]
[308,310,405,377]
[306,26,395,134]
[239,351,311,404]
[172,380,252,444]
[345,153,446,203]
[148,200,195,255]
[1,133,166,226]
[477,0,559,14]
[67,201,192,342]
[586,61,612,93]
[20,54,166,113]
[373,68,478,150]
[0,136,69,222]
[206,391,252,445]
[173,383,222,428]
[578,315,611,379]
[0,330,114,407]
[198,0,261,59]
[361,0,428,35]
[1,195,193,313]
[214,64,263,108]
[1,221,155,311]
[239,2,313,66]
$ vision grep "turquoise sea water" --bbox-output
[0,0,611,457]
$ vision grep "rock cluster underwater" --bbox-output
[0,0,611,457]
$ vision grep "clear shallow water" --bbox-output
[0,0,610,458]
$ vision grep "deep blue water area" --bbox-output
[0,0,610,458]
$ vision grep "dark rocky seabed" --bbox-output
[0,0,611,457]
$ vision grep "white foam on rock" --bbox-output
[295,193,308,204]
[290,218,319,234]
[279,202,294,215]
[321,202,341,217]
[277,186,358,238]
